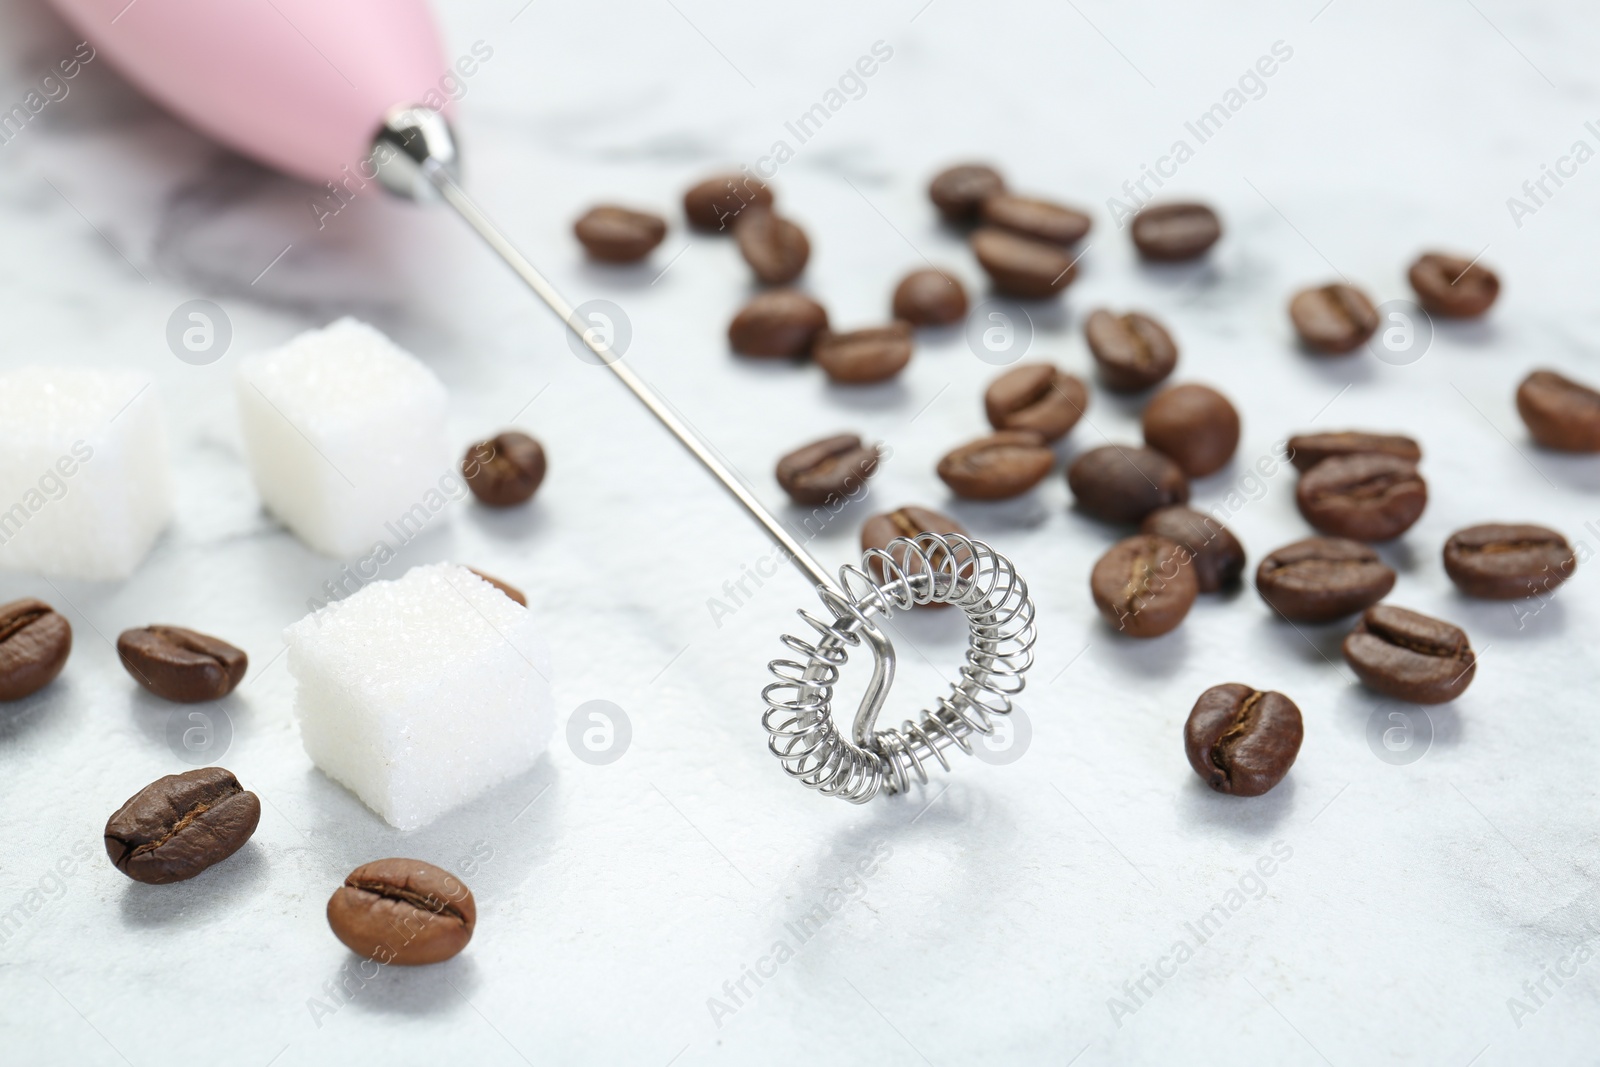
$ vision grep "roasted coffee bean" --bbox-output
[983,363,1088,442]
[683,171,773,232]
[1442,523,1576,600]
[978,194,1091,245]
[1296,453,1427,542]
[327,858,476,966]
[1184,684,1302,797]
[1343,604,1475,704]
[1256,537,1395,622]
[1142,383,1240,477]
[970,227,1077,299]
[571,205,666,263]
[776,434,880,506]
[891,268,969,327]
[1130,202,1221,261]
[104,767,260,884]
[728,290,829,358]
[1517,369,1600,453]
[1408,251,1499,317]
[861,506,969,606]
[928,163,1005,223]
[1066,445,1189,524]
[117,626,247,703]
[468,568,527,607]
[1083,309,1178,393]
[1140,505,1245,593]
[1090,535,1198,638]
[1289,283,1379,354]
[462,431,546,507]
[937,431,1054,501]
[734,208,810,285]
[0,598,71,702]
[1287,431,1421,472]
[813,323,913,384]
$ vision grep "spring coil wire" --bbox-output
[762,533,1037,803]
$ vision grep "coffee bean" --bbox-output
[1140,505,1245,592]
[1517,369,1600,452]
[937,431,1054,501]
[1287,431,1421,472]
[734,208,810,285]
[1442,523,1576,600]
[327,858,476,966]
[1141,383,1240,477]
[0,598,71,702]
[1083,309,1178,393]
[728,290,829,358]
[1090,535,1198,638]
[891,268,968,327]
[777,434,880,506]
[104,767,260,884]
[1256,537,1395,622]
[1295,453,1427,541]
[928,163,1005,223]
[468,568,527,607]
[1184,684,1302,797]
[683,171,773,232]
[572,205,667,263]
[1289,283,1379,354]
[861,506,969,606]
[984,363,1088,442]
[1130,202,1221,261]
[117,626,247,703]
[462,431,546,507]
[1066,445,1189,524]
[813,323,913,384]
[1408,251,1499,317]
[978,194,1091,245]
[1343,604,1475,704]
[970,227,1077,299]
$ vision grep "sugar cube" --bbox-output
[284,562,554,830]
[235,318,451,558]
[0,366,172,581]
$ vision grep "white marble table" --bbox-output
[3,0,1599,1063]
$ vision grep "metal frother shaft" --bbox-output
[372,107,1038,803]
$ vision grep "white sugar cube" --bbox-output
[235,318,451,558]
[0,366,172,581]
[284,562,554,830]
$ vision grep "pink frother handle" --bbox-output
[49,0,450,185]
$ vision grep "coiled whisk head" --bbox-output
[761,532,1038,803]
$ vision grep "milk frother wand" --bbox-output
[48,0,1037,803]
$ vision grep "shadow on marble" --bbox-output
[0,678,66,744]
[1445,591,1567,643]
[118,841,271,927]
[1175,773,1296,838]
[293,756,561,903]
[334,952,483,1020]
[822,377,911,414]
[946,493,1053,535]
[463,498,550,544]
[1248,613,1350,674]
[1088,625,1193,681]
